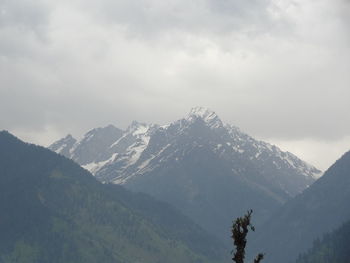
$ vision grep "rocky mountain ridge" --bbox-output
[50,107,321,197]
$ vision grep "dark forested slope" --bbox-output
[296,220,350,263]
[249,150,350,263]
[0,131,227,263]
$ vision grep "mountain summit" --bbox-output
[49,107,321,242]
[186,107,223,129]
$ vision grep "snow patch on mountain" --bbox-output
[82,153,118,174]
[49,134,76,156]
[126,139,150,166]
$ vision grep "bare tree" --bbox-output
[231,210,264,263]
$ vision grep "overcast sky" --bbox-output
[1,0,349,170]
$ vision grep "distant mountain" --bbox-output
[0,131,227,263]
[50,107,321,242]
[248,150,350,263]
[296,220,350,263]
[49,124,124,166]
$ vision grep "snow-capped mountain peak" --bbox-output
[64,134,74,140]
[186,106,223,129]
[127,121,151,136]
[49,107,322,197]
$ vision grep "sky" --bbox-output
[1,0,349,170]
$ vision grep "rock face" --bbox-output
[49,107,321,241]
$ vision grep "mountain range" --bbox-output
[3,106,350,263]
[50,107,322,242]
[0,131,227,263]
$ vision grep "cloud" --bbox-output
[78,0,279,37]
[270,136,350,170]
[0,0,349,168]
[0,0,49,29]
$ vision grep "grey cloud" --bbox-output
[0,0,349,164]
[0,0,50,59]
[78,0,290,39]
[0,0,49,32]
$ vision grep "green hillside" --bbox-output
[0,131,227,263]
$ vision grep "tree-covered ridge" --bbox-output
[0,131,227,263]
[248,149,350,263]
[296,220,350,263]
